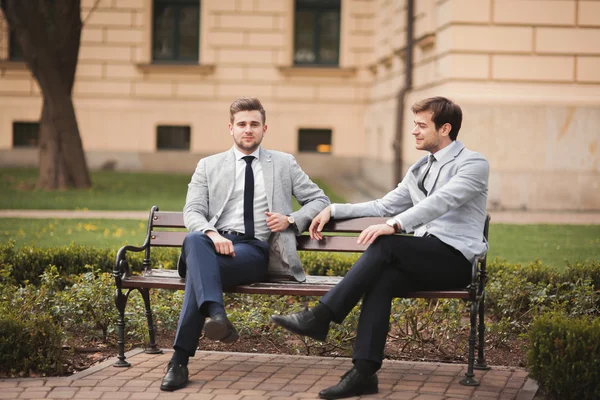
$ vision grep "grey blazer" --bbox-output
[183,147,330,281]
[333,141,489,263]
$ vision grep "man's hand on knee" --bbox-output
[357,224,395,245]
[206,231,236,257]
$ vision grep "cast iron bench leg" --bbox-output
[475,292,490,370]
[139,288,162,355]
[114,288,132,367]
[460,299,480,386]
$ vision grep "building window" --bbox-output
[152,0,200,63]
[294,0,341,66]
[12,122,40,148]
[156,125,191,150]
[9,31,24,61]
[298,128,332,153]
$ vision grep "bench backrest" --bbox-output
[145,207,489,259]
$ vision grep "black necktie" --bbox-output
[418,154,435,195]
[242,156,255,238]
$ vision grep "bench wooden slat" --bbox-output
[150,231,187,247]
[153,212,184,228]
[121,270,469,299]
[151,212,388,233]
[296,236,368,252]
[323,217,387,232]
[151,231,371,252]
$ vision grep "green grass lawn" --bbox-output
[0,168,345,211]
[488,224,600,267]
[1,218,598,267]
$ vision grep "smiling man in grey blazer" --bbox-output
[160,97,329,392]
[272,96,489,399]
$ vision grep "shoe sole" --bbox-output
[318,386,378,399]
[159,381,188,392]
[220,329,240,344]
[204,318,228,341]
[270,316,327,342]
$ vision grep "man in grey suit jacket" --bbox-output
[272,97,489,400]
[161,97,329,392]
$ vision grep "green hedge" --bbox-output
[0,309,65,376]
[0,241,356,285]
[0,241,181,285]
[486,260,600,329]
[528,312,600,400]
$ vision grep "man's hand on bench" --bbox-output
[206,231,236,257]
[309,205,332,240]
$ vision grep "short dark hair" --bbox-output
[229,97,266,125]
[411,96,462,140]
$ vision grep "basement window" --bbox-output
[298,128,332,153]
[12,121,40,148]
[156,125,191,150]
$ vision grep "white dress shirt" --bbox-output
[213,147,270,241]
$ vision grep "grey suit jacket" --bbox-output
[183,147,330,281]
[333,141,489,263]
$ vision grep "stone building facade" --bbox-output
[0,0,598,211]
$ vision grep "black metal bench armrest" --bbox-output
[113,206,158,288]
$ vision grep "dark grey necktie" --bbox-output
[418,154,435,195]
[242,156,255,238]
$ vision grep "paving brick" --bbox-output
[47,389,80,399]
[99,391,132,399]
[18,390,53,399]
[413,395,446,400]
[128,393,159,399]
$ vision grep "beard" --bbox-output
[234,134,263,153]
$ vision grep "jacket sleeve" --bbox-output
[183,158,214,232]
[288,156,330,234]
[332,172,414,219]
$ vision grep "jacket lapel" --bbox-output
[219,149,237,208]
[260,148,274,211]
[429,141,465,191]
[411,155,430,180]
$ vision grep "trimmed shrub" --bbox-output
[299,251,358,276]
[0,241,181,285]
[528,312,600,400]
[0,308,65,376]
[0,241,355,285]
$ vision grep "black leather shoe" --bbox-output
[204,314,239,343]
[270,309,329,342]
[160,362,189,391]
[318,368,378,399]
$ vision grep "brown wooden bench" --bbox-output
[114,206,491,386]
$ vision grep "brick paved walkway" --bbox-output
[0,349,538,400]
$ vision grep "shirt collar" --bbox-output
[430,140,457,161]
[233,146,261,161]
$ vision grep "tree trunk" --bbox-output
[1,0,91,189]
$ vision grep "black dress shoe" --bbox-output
[318,368,378,399]
[160,362,189,391]
[270,309,329,341]
[204,314,239,343]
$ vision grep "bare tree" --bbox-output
[1,0,91,189]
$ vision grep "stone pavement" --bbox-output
[0,349,538,400]
[1,209,599,225]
